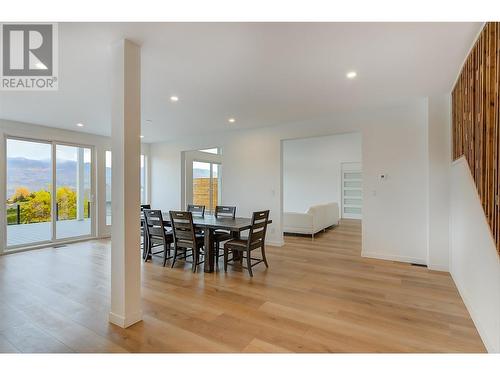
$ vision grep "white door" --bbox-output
[341,163,362,219]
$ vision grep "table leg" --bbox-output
[231,230,242,262]
[204,228,215,272]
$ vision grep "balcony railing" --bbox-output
[6,201,91,225]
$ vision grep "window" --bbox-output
[140,154,147,204]
[105,151,112,225]
[192,161,221,213]
[199,148,220,155]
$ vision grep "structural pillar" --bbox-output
[109,39,142,328]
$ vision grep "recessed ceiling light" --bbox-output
[76,123,84,127]
[170,96,179,102]
[346,71,357,79]
[228,118,236,123]
[140,135,144,139]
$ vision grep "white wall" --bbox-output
[283,132,361,213]
[428,95,451,271]
[450,157,500,353]
[361,101,429,264]
[150,99,429,261]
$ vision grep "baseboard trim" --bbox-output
[266,239,284,247]
[108,310,143,328]
[451,270,497,353]
[1,235,98,256]
[361,251,427,266]
[428,263,449,272]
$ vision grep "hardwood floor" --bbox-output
[0,219,486,352]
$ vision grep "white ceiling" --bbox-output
[0,22,482,142]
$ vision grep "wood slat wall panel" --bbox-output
[452,22,500,254]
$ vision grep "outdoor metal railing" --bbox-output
[6,201,91,225]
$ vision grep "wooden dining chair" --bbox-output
[224,210,270,277]
[140,204,151,258]
[143,209,174,267]
[169,211,205,272]
[187,204,205,217]
[214,206,236,264]
[187,204,206,235]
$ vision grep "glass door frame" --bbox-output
[53,141,96,242]
[3,135,96,251]
[183,149,223,213]
[191,159,221,214]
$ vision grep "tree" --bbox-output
[56,187,77,220]
[22,190,51,223]
[11,187,30,203]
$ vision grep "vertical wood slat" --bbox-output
[452,22,500,254]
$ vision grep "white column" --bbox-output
[76,147,85,220]
[109,39,142,328]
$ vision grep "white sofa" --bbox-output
[283,202,339,238]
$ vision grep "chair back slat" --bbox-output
[170,210,198,249]
[187,204,205,217]
[247,210,270,248]
[140,205,151,226]
[215,206,236,219]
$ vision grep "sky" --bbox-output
[7,139,91,162]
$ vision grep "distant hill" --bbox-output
[7,157,202,199]
[6,157,92,198]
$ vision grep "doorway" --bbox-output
[183,148,222,213]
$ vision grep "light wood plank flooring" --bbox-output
[0,219,486,352]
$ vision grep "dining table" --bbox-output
[161,213,272,273]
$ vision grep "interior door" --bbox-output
[341,162,362,219]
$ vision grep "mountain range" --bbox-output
[6,157,94,198]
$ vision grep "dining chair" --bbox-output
[214,206,236,264]
[143,209,174,267]
[187,204,206,235]
[169,211,205,272]
[224,210,270,277]
[140,204,151,258]
[187,204,205,217]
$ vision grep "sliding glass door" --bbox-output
[6,138,53,247]
[5,137,95,249]
[55,144,93,240]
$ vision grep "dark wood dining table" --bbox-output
[161,213,272,273]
